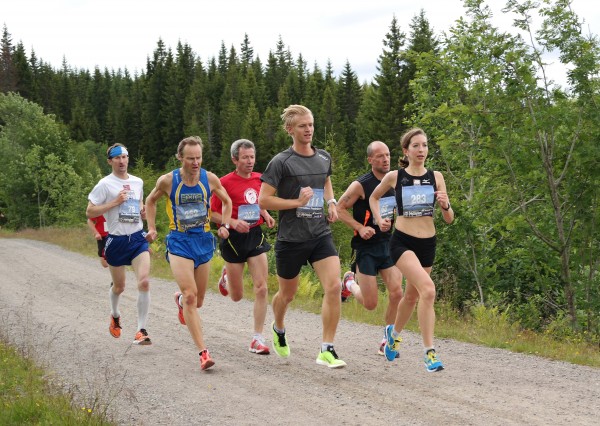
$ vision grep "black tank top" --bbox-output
[394,168,437,217]
[351,171,395,249]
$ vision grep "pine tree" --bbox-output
[0,25,17,93]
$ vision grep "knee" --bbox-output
[277,290,295,305]
[420,282,436,304]
[254,281,268,300]
[137,276,150,292]
[388,286,404,304]
[182,291,198,308]
[363,299,378,311]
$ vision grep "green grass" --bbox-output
[0,226,598,423]
[0,341,113,425]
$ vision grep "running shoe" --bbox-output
[109,315,121,338]
[249,337,270,355]
[200,349,215,370]
[424,349,444,372]
[218,266,228,296]
[174,292,186,325]
[133,329,152,345]
[271,322,290,358]
[341,271,354,301]
[316,345,347,368]
[379,337,399,358]
[384,324,401,361]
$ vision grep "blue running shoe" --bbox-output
[384,324,401,361]
[424,349,444,372]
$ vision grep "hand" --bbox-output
[234,219,250,233]
[298,186,313,206]
[217,226,230,239]
[327,205,338,223]
[265,214,275,228]
[378,218,392,232]
[145,230,158,243]
[435,190,450,210]
[94,232,102,240]
[358,226,375,240]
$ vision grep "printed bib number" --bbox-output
[296,188,324,219]
[238,204,261,226]
[119,191,140,223]
[401,185,434,217]
[379,196,397,220]
[176,203,208,231]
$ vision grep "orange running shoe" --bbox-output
[133,329,152,345]
[174,292,186,325]
[200,349,215,370]
[109,316,121,338]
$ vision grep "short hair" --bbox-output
[230,139,255,160]
[366,141,386,157]
[281,104,313,131]
[177,136,203,158]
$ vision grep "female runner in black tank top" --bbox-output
[369,128,454,372]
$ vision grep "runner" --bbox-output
[145,136,232,371]
[259,104,346,368]
[336,141,403,356]
[86,143,152,346]
[370,128,454,372]
[211,139,275,355]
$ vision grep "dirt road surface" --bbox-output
[0,238,598,425]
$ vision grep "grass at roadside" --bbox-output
[0,225,598,423]
[0,341,113,425]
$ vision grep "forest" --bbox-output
[0,0,598,343]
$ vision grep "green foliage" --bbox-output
[0,341,113,425]
[1,1,599,338]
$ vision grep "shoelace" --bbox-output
[326,346,340,359]
[275,331,287,347]
[139,329,148,337]
[426,350,438,363]
[113,317,122,328]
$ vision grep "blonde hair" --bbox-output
[281,104,313,131]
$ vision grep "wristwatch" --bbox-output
[222,223,230,229]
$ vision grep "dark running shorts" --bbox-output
[389,229,437,268]
[275,234,338,279]
[350,243,395,276]
[105,230,149,267]
[219,226,271,263]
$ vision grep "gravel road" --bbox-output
[0,238,598,425]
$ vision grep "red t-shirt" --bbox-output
[211,171,264,228]
[91,215,108,237]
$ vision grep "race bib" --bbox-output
[238,204,261,226]
[379,196,397,220]
[176,203,208,231]
[119,191,140,223]
[296,188,324,219]
[401,185,434,217]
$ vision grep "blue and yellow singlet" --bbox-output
[166,168,211,233]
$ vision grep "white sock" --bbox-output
[109,286,120,318]
[137,291,150,330]
[321,342,333,352]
